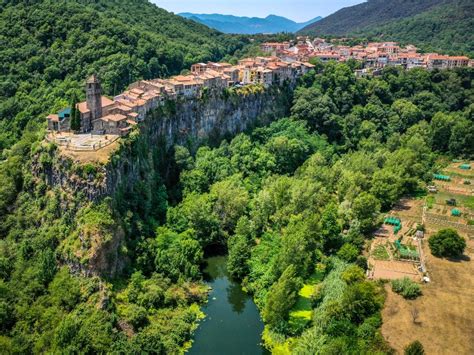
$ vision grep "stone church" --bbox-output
[47,75,119,134]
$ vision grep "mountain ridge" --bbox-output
[179,13,322,34]
[299,0,449,35]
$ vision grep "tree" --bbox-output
[320,203,342,253]
[342,281,383,324]
[154,227,203,281]
[263,265,301,329]
[278,215,319,277]
[174,145,194,170]
[391,99,422,130]
[227,217,253,280]
[370,169,402,210]
[428,229,466,258]
[352,192,381,234]
[167,192,221,245]
[337,243,359,263]
[430,112,454,152]
[448,117,474,157]
[341,265,365,284]
[70,93,81,132]
[210,175,249,234]
[291,88,341,140]
[404,340,425,355]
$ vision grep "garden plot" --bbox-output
[380,162,474,353]
[434,161,474,196]
[425,165,474,238]
[368,197,426,281]
[369,242,421,281]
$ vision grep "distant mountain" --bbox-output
[299,0,473,56]
[179,13,322,34]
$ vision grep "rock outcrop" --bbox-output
[33,87,291,277]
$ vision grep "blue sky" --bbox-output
[152,0,365,22]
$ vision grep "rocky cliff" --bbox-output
[40,86,290,201]
[33,86,291,277]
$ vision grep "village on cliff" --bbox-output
[46,37,472,152]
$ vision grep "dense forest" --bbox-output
[300,0,447,35]
[299,0,473,56]
[1,56,472,352]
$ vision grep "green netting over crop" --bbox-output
[451,208,461,216]
[433,174,451,181]
[384,216,401,226]
[394,240,419,259]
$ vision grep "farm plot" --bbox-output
[381,161,474,353]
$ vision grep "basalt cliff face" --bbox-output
[33,88,290,277]
[40,88,289,201]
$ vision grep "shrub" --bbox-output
[341,265,365,284]
[428,228,466,258]
[355,256,368,271]
[404,340,425,355]
[337,243,359,262]
[391,277,422,299]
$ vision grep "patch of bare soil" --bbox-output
[59,140,119,164]
[382,242,474,354]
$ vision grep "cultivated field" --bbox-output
[381,161,474,354]
[368,198,424,281]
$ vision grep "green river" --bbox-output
[188,256,268,355]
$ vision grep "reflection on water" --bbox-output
[188,256,268,355]
[227,282,246,314]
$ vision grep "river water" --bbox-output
[188,256,268,355]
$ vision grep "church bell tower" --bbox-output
[86,74,103,130]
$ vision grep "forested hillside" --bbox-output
[299,0,447,35]
[0,0,248,151]
[299,0,473,55]
[356,0,474,55]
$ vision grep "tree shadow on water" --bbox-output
[226,282,247,314]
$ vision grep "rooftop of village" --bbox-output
[261,38,473,71]
[45,56,315,160]
[45,39,472,161]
